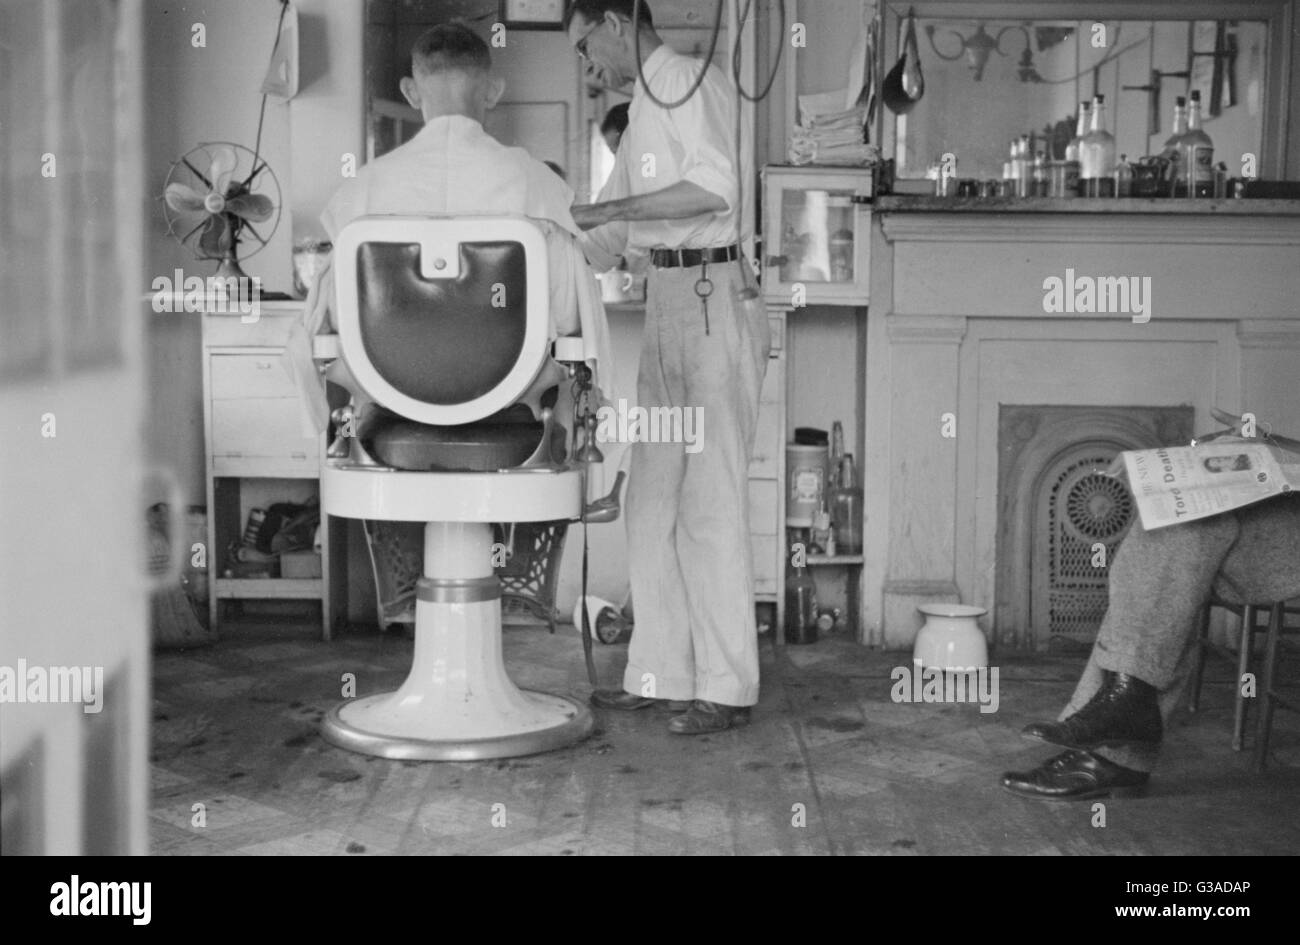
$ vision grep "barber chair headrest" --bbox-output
[333,215,551,427]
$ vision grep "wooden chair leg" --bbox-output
[1232,605,1256,751]
[1253,603,1284,772]
[1189,601,1213,713]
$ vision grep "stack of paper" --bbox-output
[789,91,880,166]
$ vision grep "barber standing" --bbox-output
[565,0,768,735]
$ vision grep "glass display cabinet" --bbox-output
[762,166,873,306]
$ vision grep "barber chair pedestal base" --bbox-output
[319,504,593,761]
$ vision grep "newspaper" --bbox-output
[1121,442,1300,530]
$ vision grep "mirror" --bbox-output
[365,0,743,203]
[886,15,1268,181]
[366,0,583,179]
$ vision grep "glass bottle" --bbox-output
[1032,151,1048,197]
[1180,90,1214,197]
[1113,154,1133,198]
[830,454,863,555]
[1063,101,1089,195]
[1080,94,1116,197]
[1161,95,1188,196]
[1064,101,1090,163]
[1014,135,1031,197]
[785,559,819,644]
[829,421,845,489]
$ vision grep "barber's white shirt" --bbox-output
[585,44,753,259]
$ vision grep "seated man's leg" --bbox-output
[1003,509,1242,799]
[1088,511,1242,693]
[1079,495,1300,740]
[1212,493,1300,606]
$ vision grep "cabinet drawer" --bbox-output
[749,402,782,477]
[751,534,778,593]
[747,478,779,536]
[211,398,319,466]
[210,353,298,400]
[202,311,301,348]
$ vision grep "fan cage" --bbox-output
[161,141,283,264]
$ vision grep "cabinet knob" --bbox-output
[764,255,789,267]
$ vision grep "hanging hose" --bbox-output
[732,0,785,103]
[580,511,599,687]
[632,0,726,110]
[728,0,787,291]
[572,371,601,688]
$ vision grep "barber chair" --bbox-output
[319,215,613,761]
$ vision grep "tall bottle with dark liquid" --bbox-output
[785,558,819,644]
[1178,90,1214,197]
[1079,94,1116,197]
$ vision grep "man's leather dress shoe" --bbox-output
[1001,749,1150,800]
[590,689,691,712]
[1022,671,1162,750]
[667,700,751,735]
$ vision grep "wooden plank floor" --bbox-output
[149,618,1300,855]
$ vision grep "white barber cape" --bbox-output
[282,114,614,436]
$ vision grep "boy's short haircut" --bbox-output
[410,22,491,77]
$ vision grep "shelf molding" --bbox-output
[880,213,1300,246]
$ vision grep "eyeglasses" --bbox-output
[575,20,601,60]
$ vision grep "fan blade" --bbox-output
[225,193,274,223]
[197,215,232,258]
[207,145,238,197]
[164,182,208,214]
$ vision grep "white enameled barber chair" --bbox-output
[319,215,610,761]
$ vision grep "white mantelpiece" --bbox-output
[863,201,1300,649]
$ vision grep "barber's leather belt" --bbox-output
[650,244,740,269]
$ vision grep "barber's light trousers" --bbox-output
[622,260,770,706]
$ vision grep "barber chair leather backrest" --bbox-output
[333,216,551,428]
[358,240,525,404]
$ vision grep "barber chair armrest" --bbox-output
[313,333,341,362]
[552,336,584,365]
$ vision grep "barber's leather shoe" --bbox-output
[590,689,691,712]
[1022,671,1162,750]
[1001,749,1150,801]
[667,700,751,735]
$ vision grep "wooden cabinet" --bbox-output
[762,166,873,306]
[201,305,344,639]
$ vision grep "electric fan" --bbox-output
[162,142,282,282]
